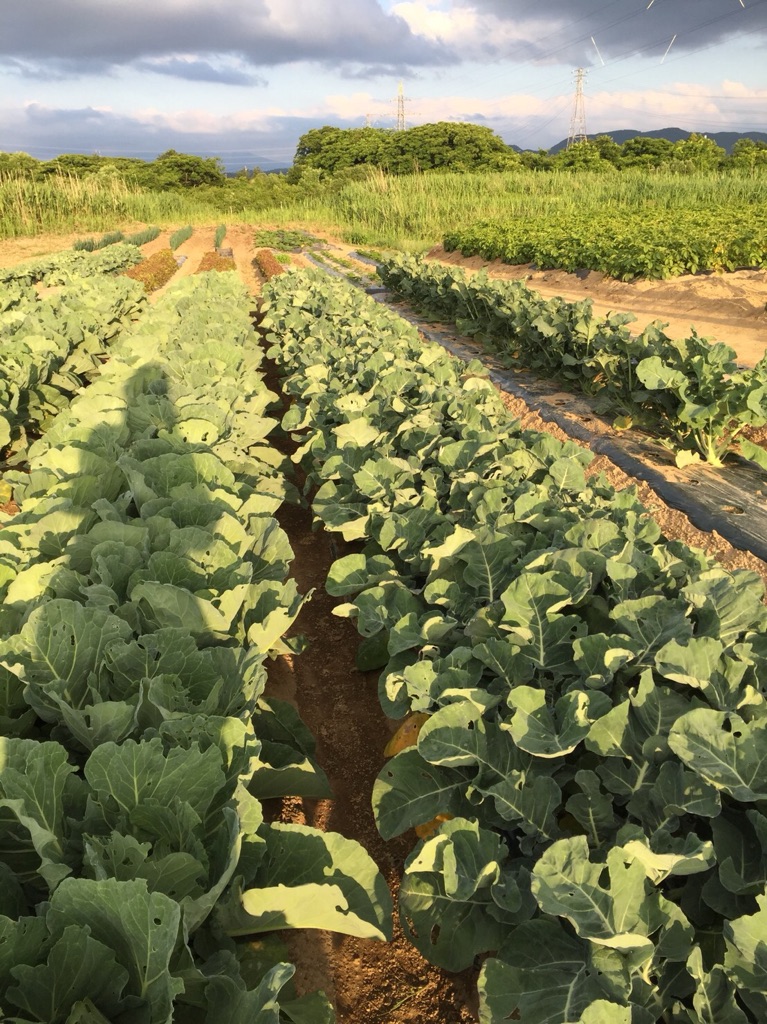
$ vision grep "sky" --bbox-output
[1,0,766,170]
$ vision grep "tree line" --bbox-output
[1,125,766,193]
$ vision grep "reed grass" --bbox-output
[2,167,766,253]
[0,172,220,238]
[255,168,767,250]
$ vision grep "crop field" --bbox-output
[1,219,767,1024]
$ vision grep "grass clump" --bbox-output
[125,225,161,246]
[73,230,125,251]
[169,225,193,250]
[214,224,227,248]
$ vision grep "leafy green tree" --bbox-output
[618,136,675,169]
[552,140,616,172]
[729,138,767,173]
[384,122,518,174]
[669,133,725,172]
[292,122,517,177]
[592,135,622,165]
[0,151,40,177]
[518,149,553,170]
[149,150,226,188]
[39,153,106,177]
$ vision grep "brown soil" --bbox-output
[428,245,767,368]
[267,501,479,1024]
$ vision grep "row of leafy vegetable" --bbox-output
[379,254,767,470]
[261,267,767,1024]
[1,273,145,463]
[0,271,390,1024]
[443,206,767,280]
[0,241,144,287]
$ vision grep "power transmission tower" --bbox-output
[396,81,407,131]
[566,68,588,148]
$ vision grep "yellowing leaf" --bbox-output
[383,712,431,757]
[613,415,633,431]
[415,813,453,840]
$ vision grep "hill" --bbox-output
[547,128,767,155]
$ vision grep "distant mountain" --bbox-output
[547,128,767,155]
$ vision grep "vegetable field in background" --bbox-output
[378,254,767,469]
[444,205,767,280]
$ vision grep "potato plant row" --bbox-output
[262,267,767,1024]
[0,271,390,1024]
[379,254,767,469]
[444,206,767,280]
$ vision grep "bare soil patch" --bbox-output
[267,500,479,1024]
[429,245,767,368]
[0,231,83,268]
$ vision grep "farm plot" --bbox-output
[444,205,767,281]
[378,254,767,472]
[0,270,392,1023]
[260,266,767,1024]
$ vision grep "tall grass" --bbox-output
[0,172,220,237]
[255,168,767,250]
[2,167,766,251]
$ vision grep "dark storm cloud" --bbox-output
[0,0,450,78]
[471,0,767,63]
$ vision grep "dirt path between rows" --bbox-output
[266,500,479,1024]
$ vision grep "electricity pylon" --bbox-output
[396,81,407,131]
[566,68,588,148]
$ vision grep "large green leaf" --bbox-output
[478,920,622,1024]
[531,837,663,953]
[724,893,767,996]
[218,823,392,941]
[372,746,474,840]
[686,947,748,1024]
[399,817,533,971]
[0,737,82,891]
[6,924,129,1024]
[46,878,183,1023]
[668,709,767,800]
[506,686,608,758]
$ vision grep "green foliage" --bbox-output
[214,223,227,248]
[0,271,392,1022]
[124,225,160,246]
[0,272,145,456]
[292,122,519,177]
[169,224,193,250]
[253,228,322,251]
[379,254,767,466]
[0,242,143,287]
[444,201,767,279]
[73,230,125,251]
[262,266,767,1023]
